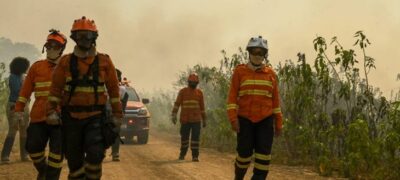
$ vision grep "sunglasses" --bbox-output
[45,42,63,50]
[249,49,267,57]
[74,31,96,40]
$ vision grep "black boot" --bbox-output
[46,166,62,180]
[34,158,47,180]
[192,157,199,162]
[1,136,15,162]
[234,165,247,180]
[179,148,188,160]
[251,174,267,180]
[178,154,185,160]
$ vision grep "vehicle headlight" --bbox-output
[138,108,148,116]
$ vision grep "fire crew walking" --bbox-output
[47,16,122,180]
[171,74,206,162]
[15,29,67,180]
[227,36,283,180]
[1,57,30,163]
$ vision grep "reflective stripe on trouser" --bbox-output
[26,122,63,180]
[85,162,102,180]
[62,112,105,180]
[179,122,201,158]
[234,154,252,180]
[29,151,47,180]
[68,167,85,180]
[235,116,274,180]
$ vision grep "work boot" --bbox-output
[192,157,199,162]
[21,156,30,162]
[37,172,46,180]
[234,166,247,180]
[112,155,120,162]
[179,146,188,161]
[35,159,47,180]
[251,174,267,180]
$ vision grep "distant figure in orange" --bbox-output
[171,74,207,162]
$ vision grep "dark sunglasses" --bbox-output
[74,31,96,40]
[45,42,63,50]
[249,49,267,56]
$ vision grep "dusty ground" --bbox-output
[0,131,345,180]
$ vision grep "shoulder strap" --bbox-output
[91,55,100,104]
[81,55,100,105]
[67,54,100,105]
[68,54,79,104]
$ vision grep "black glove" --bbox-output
[171,114,177,125]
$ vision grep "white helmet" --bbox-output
[246,36,268,51]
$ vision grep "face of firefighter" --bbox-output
[188,81,198,89]
[74,31,96,51]
[249,48,267,66]
[45,41,63,60]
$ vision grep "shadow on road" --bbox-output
[150,159,193,166]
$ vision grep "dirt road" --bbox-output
[0,131,342,180]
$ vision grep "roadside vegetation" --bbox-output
[147,31,400,179]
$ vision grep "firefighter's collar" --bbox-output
[73,46,97,58]
[46,57,61,65]
[247,63,266,72]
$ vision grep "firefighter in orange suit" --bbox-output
[171,74,206,162]
[47,16,122,180]
[15,29,67,180]
[227,36,283,180]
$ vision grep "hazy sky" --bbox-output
[0,0,399,97]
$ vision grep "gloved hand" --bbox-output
[14,112,25,127]
[112,116,122,127]
[46,111,61,125]
[171,114,177,125]
[231,120,240,133]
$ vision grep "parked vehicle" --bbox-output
[120,87,150,144]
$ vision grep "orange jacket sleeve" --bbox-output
[47,57,67,113]
[172,89,183,115]
[226,68,240,124]
[199,90,206,121]
[15,65,35,112]
[271,71,283,130]
[103,56,123,118]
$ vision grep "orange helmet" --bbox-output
[47,29,67,45]
[71,16,98,32]
[188,74,199,82]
